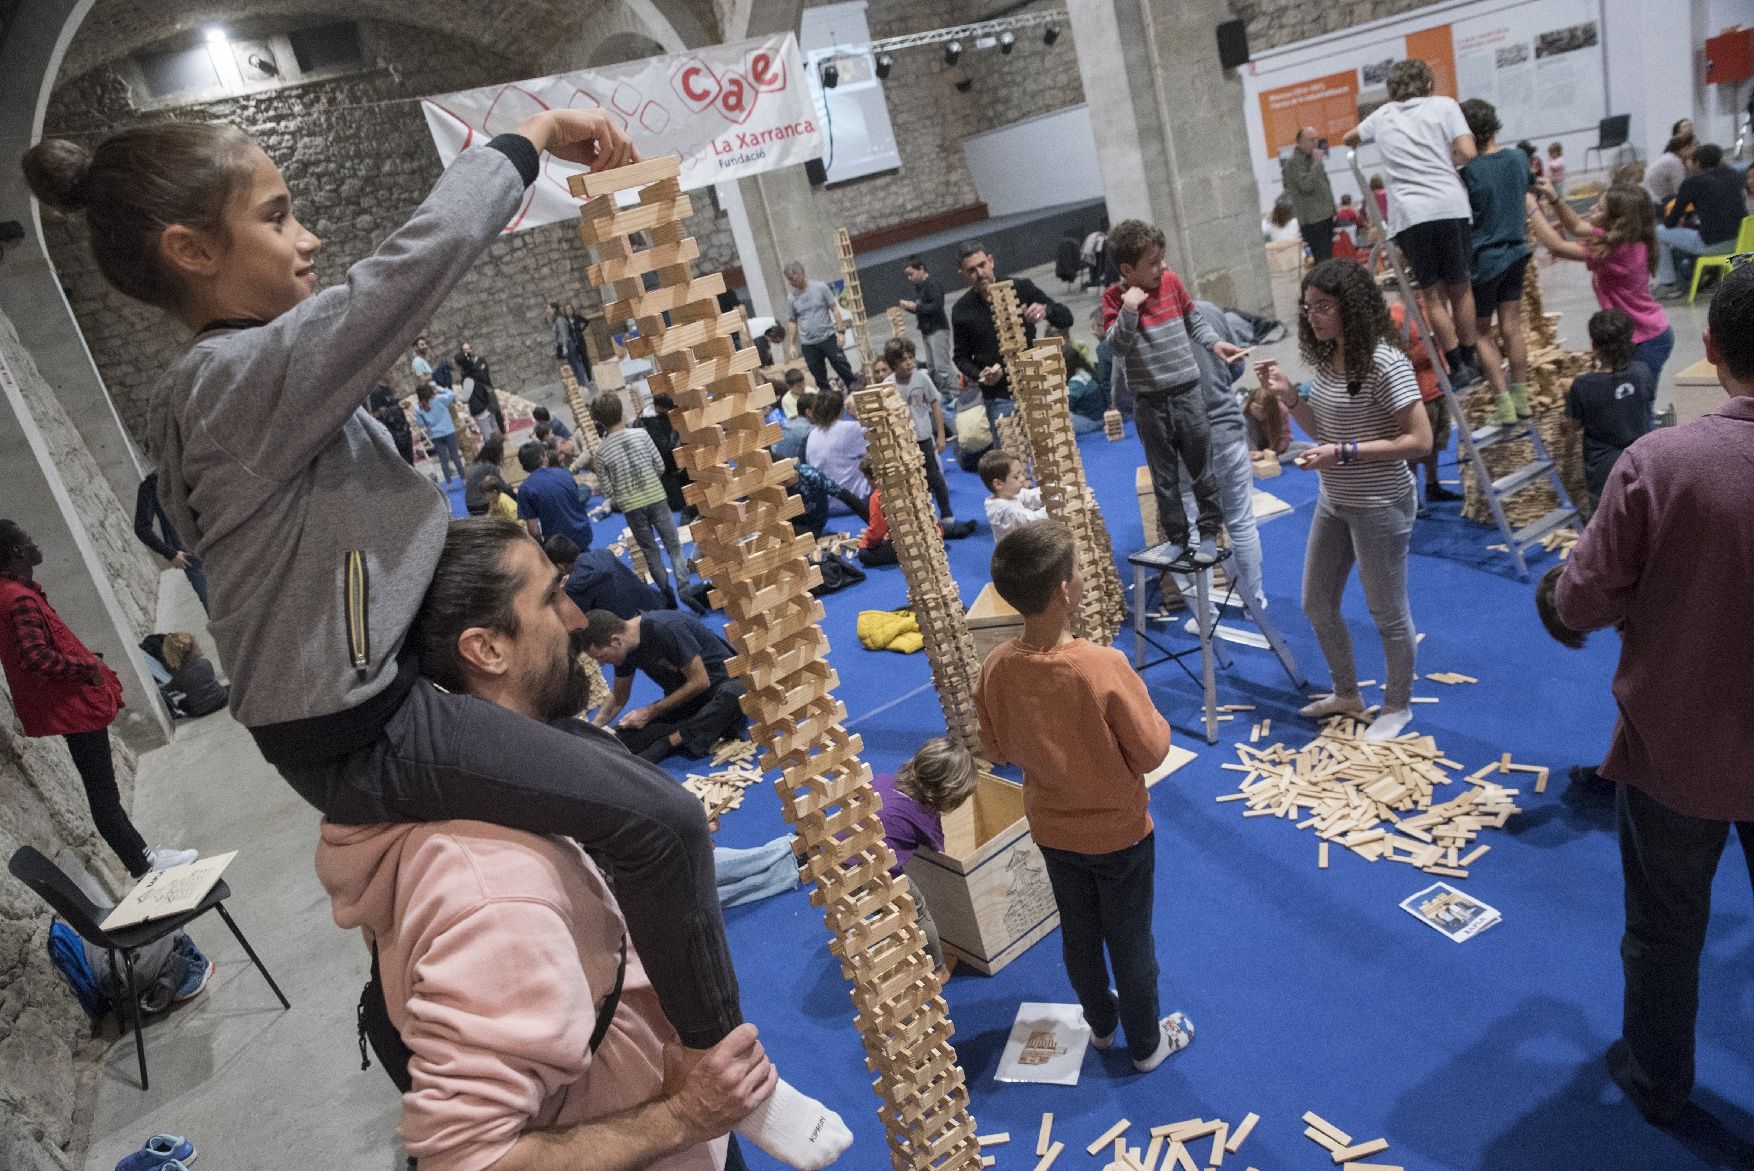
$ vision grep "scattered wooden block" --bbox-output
[978,1132,1010,1147]
[1226,1113,1259,1153]
[1319,841,1330,869]
[1037,1112,1054,1157]
[981,1157,996,1168]
[1302,1112,1352,1146]
[1458,844,1490,867]
[1089,1120,1132,1156]
[1208,1121,1229,1166]
[1033,1141,1065,1171]
[1330,1137,1391,1163]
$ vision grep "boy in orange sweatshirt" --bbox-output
[974,520,1193,1072]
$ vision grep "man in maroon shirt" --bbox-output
[1555,261,1754,1127]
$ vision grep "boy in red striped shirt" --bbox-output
[1102,220,1247,563]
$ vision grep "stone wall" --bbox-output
[0,317,159,646]
[0,307,146,1171]
[42,17,736,443]
[805,0,1088,238]
[1230,0,1446,52]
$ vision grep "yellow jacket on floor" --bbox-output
[858,609,922,654]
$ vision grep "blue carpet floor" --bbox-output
[594,425,1754,1170]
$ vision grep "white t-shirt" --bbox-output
[1263,218,1302,243]
[901,369,938,442]
[1306,342,1422,508]
[1355,96,1472,236]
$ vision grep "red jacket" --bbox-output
[0,574,123,737]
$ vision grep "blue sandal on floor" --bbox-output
[116,1134,196,1171]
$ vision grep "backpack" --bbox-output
[48,920,108,1019]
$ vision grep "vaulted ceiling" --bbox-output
[54,0,724,80]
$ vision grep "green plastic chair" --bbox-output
[1688,215,1754,303]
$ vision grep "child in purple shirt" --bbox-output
[871,738,977,970]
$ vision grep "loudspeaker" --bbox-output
[804,157,828,186]
[1216,19,1249,70]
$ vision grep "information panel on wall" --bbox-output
[1243,0,1606,206]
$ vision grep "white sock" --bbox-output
[735,1077,853,1169]
[1364,707,1413,742]
[1299,692,1364,720]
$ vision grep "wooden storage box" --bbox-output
[905,772,1058,975]
[966,583,1023,664]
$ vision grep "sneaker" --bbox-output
[1448,360,1482,390]
[942,519,977,540]
[1493,391,1518,425]
[1134,1012,1195,1072]
[1508,383,1532,419]
[1425,484,1463,503]
[1651,284,1684,302]
[1298,692,1364,720]
[116,1134,196,1171]
[1364,707,1413,742]
[173,940,216,1003]
[1089,1029,1116,1051]
[1191,536,1220,566]
[146,847,198,872]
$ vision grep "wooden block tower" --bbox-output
[1011,339,1126,646]
[571,158,981,1171]
[837,226,876,380]
[886,306,909,351]
[556,361,599,463]
[986,280,1037,481]
[850,384,983,747]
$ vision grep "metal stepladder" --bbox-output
[1347,150,1581,579]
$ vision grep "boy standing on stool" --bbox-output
[974,521,1193,1072]
[1102,219,1247,564]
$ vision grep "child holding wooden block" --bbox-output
[871,737,979,971]
[980,449,1047,543]
[975,521,1194,1071]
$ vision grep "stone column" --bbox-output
[0,309,170,749]
[1068,0,1273,315]
[0,0,146,506]
[722,0,841,320]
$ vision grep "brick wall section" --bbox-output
[1230,0,1447,52]
[0,306,149,1171]
[42,17,736,444]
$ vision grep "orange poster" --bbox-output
[1258,69,1360,160]
[1404,24,1457,97]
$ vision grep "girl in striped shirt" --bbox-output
[1259,260,1434,742]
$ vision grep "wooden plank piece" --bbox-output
[1303,1112,1352,1146]
[1089,1120,1132,1156]
[1225,1113,1259,1153]
[1032,1141,1065,1171]
[1331,1137,1391,1163]
[977,1132,1009,1147]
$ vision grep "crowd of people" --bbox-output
[11,47,1754,1170]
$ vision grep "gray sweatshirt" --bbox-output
[146,139,537,760]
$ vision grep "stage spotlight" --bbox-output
[944,39,963,65]
[876,54,893,79]
[955,77,973,93]
[820,59,839,88]
[1043,24,1060,46]
[999,31,1015,55]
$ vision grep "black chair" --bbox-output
[1585,114,1632,172]
[8,846,290,1089]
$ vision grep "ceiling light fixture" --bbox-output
[944,39,963,65]
[1043,24,1060,46]
[875,54,893,79]
[820,58,839,88]
[999,31,1015,55]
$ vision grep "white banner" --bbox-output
[421,33,825,233]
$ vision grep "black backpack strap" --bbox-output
[588,934,628,1055]
[359,943,415,1094]
[359,933,625,1091]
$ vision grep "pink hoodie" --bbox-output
[315,819,725,1171]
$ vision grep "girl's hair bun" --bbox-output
[21,138,93,214]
